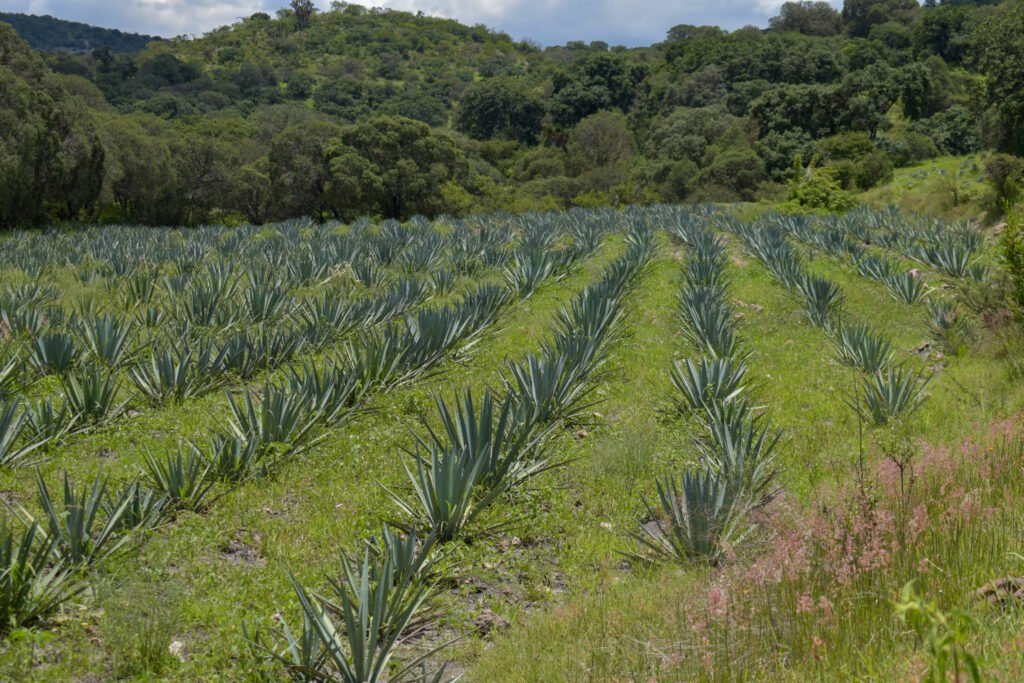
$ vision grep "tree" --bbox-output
[770,2,842,36]
[0,24,104,227]
[291,0,316,30]
[842,0,920,37]
[549,53,646,128]
[566,111,637,173]
[971,1,1024,154]
[455,78,544,143]
[330,116,467,219]
[268,120,341,220]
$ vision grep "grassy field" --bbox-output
[0,206,1021,681]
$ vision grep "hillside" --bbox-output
[0,12,160,53]
[0,0,1022,229]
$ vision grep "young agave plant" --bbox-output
[202,433,269,483]
[388,390,548,543]
[504,249,560,299]
[678,294,738,360]
[29,331,82,375]
[0,521,85,636]
[135,339,230,404]
[702,411,782,508]
[77,314,134,367]
[249,532,441,683]
[856,255,894,282]
[224,384,325,455]
[142,443,217,513]
[626,469,750,565]
[798,274,844,329]
[927,299,972,354]
[885,271,930,305]
[847,365,932,426]
[667,357,748,417]
[0,399,51,468]
[102,480,164,532]
[61,362,126,425]
[828,323,894,374]
[10,471,137,567]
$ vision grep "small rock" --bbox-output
[474,609,510,636]
[168,640,187,662]
[127,409,142,419]
[974,577,1024,608]
[599,521,614,530]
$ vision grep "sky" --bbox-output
[0,0,833,46]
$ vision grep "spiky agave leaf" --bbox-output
[0,521,86,636]
[847,365,932,426]
[142,443,217,513]
[667,357,748,417]
[828,323,894,374]
[626,469,751,565]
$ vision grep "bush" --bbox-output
[781,164,857,212]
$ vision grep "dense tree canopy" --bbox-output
[0,0,1020,227]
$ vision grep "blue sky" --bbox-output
[0,0,834,46]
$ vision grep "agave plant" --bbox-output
[202,433,269,483]
[0,521,85,636]
[283,359,363,427]
[828,323,894,373]
[62,362,126,424]
[504,249,561,299]
[927,299,972,354]
[667,357,749,417]
[244,284,294,324]
[249,534,440,683]
[130,341,228,405]
[102,480,164,532]
[22,398,79,444]
[223,384,325,455]
[626,469,750,565]
[10,471,137,567]
[77,314,134,367]
[847,365,932,425]
[885,271,930,304]
[677,292,738,360]
[0,399,50,468]
[798,275,844,329]
[0,352,21,402]
[142,444,217,513]
[856,255,894,282]
[502,351,596,430]
[701,410,782,508]
[388,390,548,543]
[29,331,82,374]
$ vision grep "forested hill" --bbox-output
[1,0,1023,229]
[0,13,160,53]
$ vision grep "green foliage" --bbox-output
[782,163,858,212]
[894,582,982,683]
[1000,204,1024,324]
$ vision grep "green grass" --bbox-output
[859,154,994,221]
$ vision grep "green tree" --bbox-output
[842,0,920,38]
[291,0,316,30]
[455,78,544,143]
[268,119,341,220]
[770,2,842,36]
[329,116,466,219]
[971,1,1024,154]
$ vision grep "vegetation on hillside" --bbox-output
[0,13,159,53]
[1,0,1023,228]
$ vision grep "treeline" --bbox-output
[1,0,1023,228]
[0,13,159,53]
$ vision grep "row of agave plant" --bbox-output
[626,212,782,566]
[0,215,617,644]
[726,216,932,427]
[247,224,657,682]
[768,212,976,355]
[767,212,935,305]
[820,206,987,281]
[0,215,616,466]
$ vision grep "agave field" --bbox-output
[0,205,1022,681]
